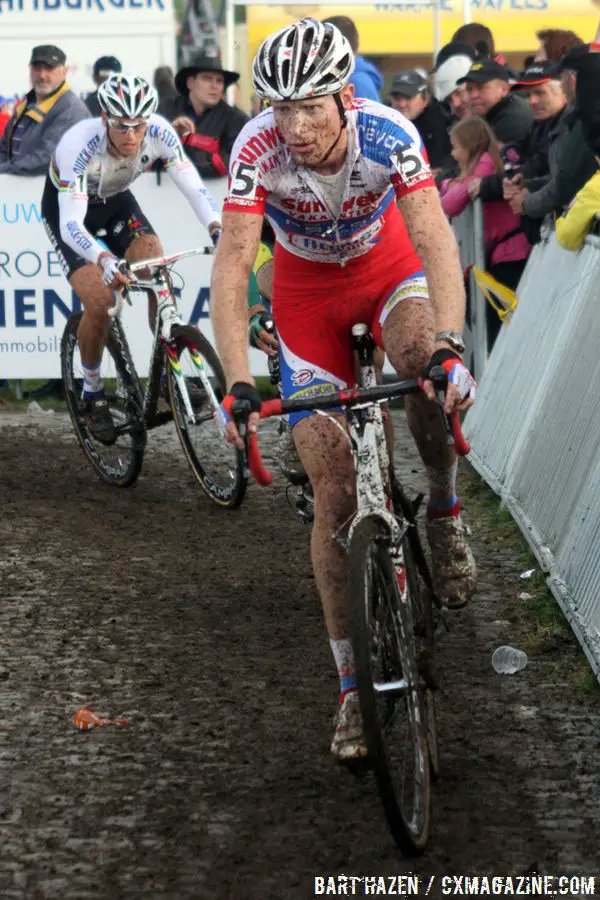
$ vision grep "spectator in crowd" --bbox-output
[453,22,496,61]
[556,51,600,251]
[323,15,382,101]
[0,44,89,175]
[440,116,530,348]
[503,62,574,233]
[452,21,516,74]
[433,41,475,122]
[389,69,451,170]
[534,28,585,63]
[556,161,600,250]
[0,100,12,138]
[456,60,533,146]
[160,55,248,179]
[85,55,122,116]
[153,65,177,109]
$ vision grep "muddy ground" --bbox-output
[0,409,598,899]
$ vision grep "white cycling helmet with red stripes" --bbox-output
[98,73,158,119]
[252,18,355,101]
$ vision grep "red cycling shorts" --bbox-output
[272,242,429,426]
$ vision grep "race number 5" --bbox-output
[391,145,427,182]
[230,160,258,198]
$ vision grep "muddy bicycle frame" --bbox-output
[237,323,470,548]
[110,247,221,432]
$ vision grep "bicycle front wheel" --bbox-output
[349,516,432,856]
[61,313,146,487]
[167,325,247,508]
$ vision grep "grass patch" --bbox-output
[460,461,600,701]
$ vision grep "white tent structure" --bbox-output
[225,0,474,76]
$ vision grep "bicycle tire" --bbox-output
[349,515,432,856]
[61,312,146,488]
[167,325,247,509]
[391,477,440,779]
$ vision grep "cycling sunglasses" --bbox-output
[108,118,148,133]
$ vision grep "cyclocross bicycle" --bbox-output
[233,323,470,856]
[61,248,246,507]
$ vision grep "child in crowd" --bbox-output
[440,115,531,348]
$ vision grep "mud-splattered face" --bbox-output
[272,85,353,171]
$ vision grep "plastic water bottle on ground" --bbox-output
[492,645,528,675]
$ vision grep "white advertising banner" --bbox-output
[0,173,269,378]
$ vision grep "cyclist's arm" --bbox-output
[52,123,109,265]
[156,116,222,232]
[211,209,263,387]
[253,240,274,301]
[399,187,465,340]
[57,182,107,264]
[389,135,465,343]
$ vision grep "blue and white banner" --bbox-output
[0,173,270,377]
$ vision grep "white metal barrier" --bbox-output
[464,228,600,679]
[450,199,488,383]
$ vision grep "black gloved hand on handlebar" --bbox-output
[221,381,262,425]
[423,349,476,404]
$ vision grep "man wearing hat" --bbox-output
[458,59,533,145]
[389,69,451,170]
[503,61,568,219]
[0,44,89,175]
[85,55,122,117]
[508,49,597,228]
[160,55,248,179]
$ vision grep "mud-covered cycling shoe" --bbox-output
[84,397,117,445]
[275,425,307,485]
[330,690,368,763]
[426,514,477,610]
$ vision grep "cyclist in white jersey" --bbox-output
[42,73,221,443]
[211,19,477,762]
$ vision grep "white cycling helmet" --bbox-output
[98,73,158,119]
[252,17,355,101]
[434,54,474,102]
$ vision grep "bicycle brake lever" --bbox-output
[429,365,455,446]
[231,398,251,476]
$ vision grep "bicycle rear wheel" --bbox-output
[349,515,432,856]
[167,325,247,508]
[61,313,146,487]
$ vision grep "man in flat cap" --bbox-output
[160,54,248,179]
[0,44,89,175]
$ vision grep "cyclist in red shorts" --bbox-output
[211,18,477,762]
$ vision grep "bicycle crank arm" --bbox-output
[146,409,174,430]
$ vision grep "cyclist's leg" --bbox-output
[105,191,161,331]
[68,265,114,368]
[375,274,476,607]
[276,326,356,638]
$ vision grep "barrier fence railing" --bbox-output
[464,227,600,681]
[450,199,488,383]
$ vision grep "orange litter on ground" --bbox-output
[72,708,129,731]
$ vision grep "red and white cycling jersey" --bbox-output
[223,98,435,271]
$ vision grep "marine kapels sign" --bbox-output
[0,174,271,378]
